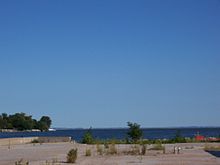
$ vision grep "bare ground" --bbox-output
[0,142,220,165]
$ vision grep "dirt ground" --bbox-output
[0,142,220,165]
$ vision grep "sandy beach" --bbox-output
[0,141,220,165]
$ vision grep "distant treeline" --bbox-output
[0,113,52,131]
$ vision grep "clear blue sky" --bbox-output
[0,0,219,128]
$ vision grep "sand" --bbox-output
[0,142,220,165]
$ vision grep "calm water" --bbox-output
[0,128,220,142]
[206,151,220,158]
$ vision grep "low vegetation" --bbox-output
[96,143,104,155]
[15,159,29,165]
[149,143,165,151]
[85,149,91,156]
[204,145,220,151]
[67,148,77,163]
[80,123,200,146]
[31,139,40,143]
[107,143,117,155]
[43,158,60,165]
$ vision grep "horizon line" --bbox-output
[53,126,220,130]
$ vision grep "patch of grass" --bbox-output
[107,143,117,155]
[204,145,220,151]
[149,143,165,150]
[85,149,91,156]
[96,144,103,155]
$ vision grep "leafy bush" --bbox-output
[67,148,77,163]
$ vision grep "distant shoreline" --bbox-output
[0,128,56,133]
[54,126,220,130]
[0,129,41,133]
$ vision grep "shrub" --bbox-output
[67,148,77,163]
[85,149,91,156]
[15,159,29,165]
[31,139,39,143]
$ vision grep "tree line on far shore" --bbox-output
[0,112,52,131]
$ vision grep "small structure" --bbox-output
[207,137,220,142]
[195,132,205,141]
[195,135,205,141]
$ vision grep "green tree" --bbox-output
[0,115,3,129]
[10,113,33,131]
[32,119,38,129]
[1,113,9,129]
[127,122,143,143]
[82,128,94,144]
[39,116,52,130]
[0,112,53,131]
[37,121,48,131]
[2,113,8,120]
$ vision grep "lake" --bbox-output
[0,127,220,142]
